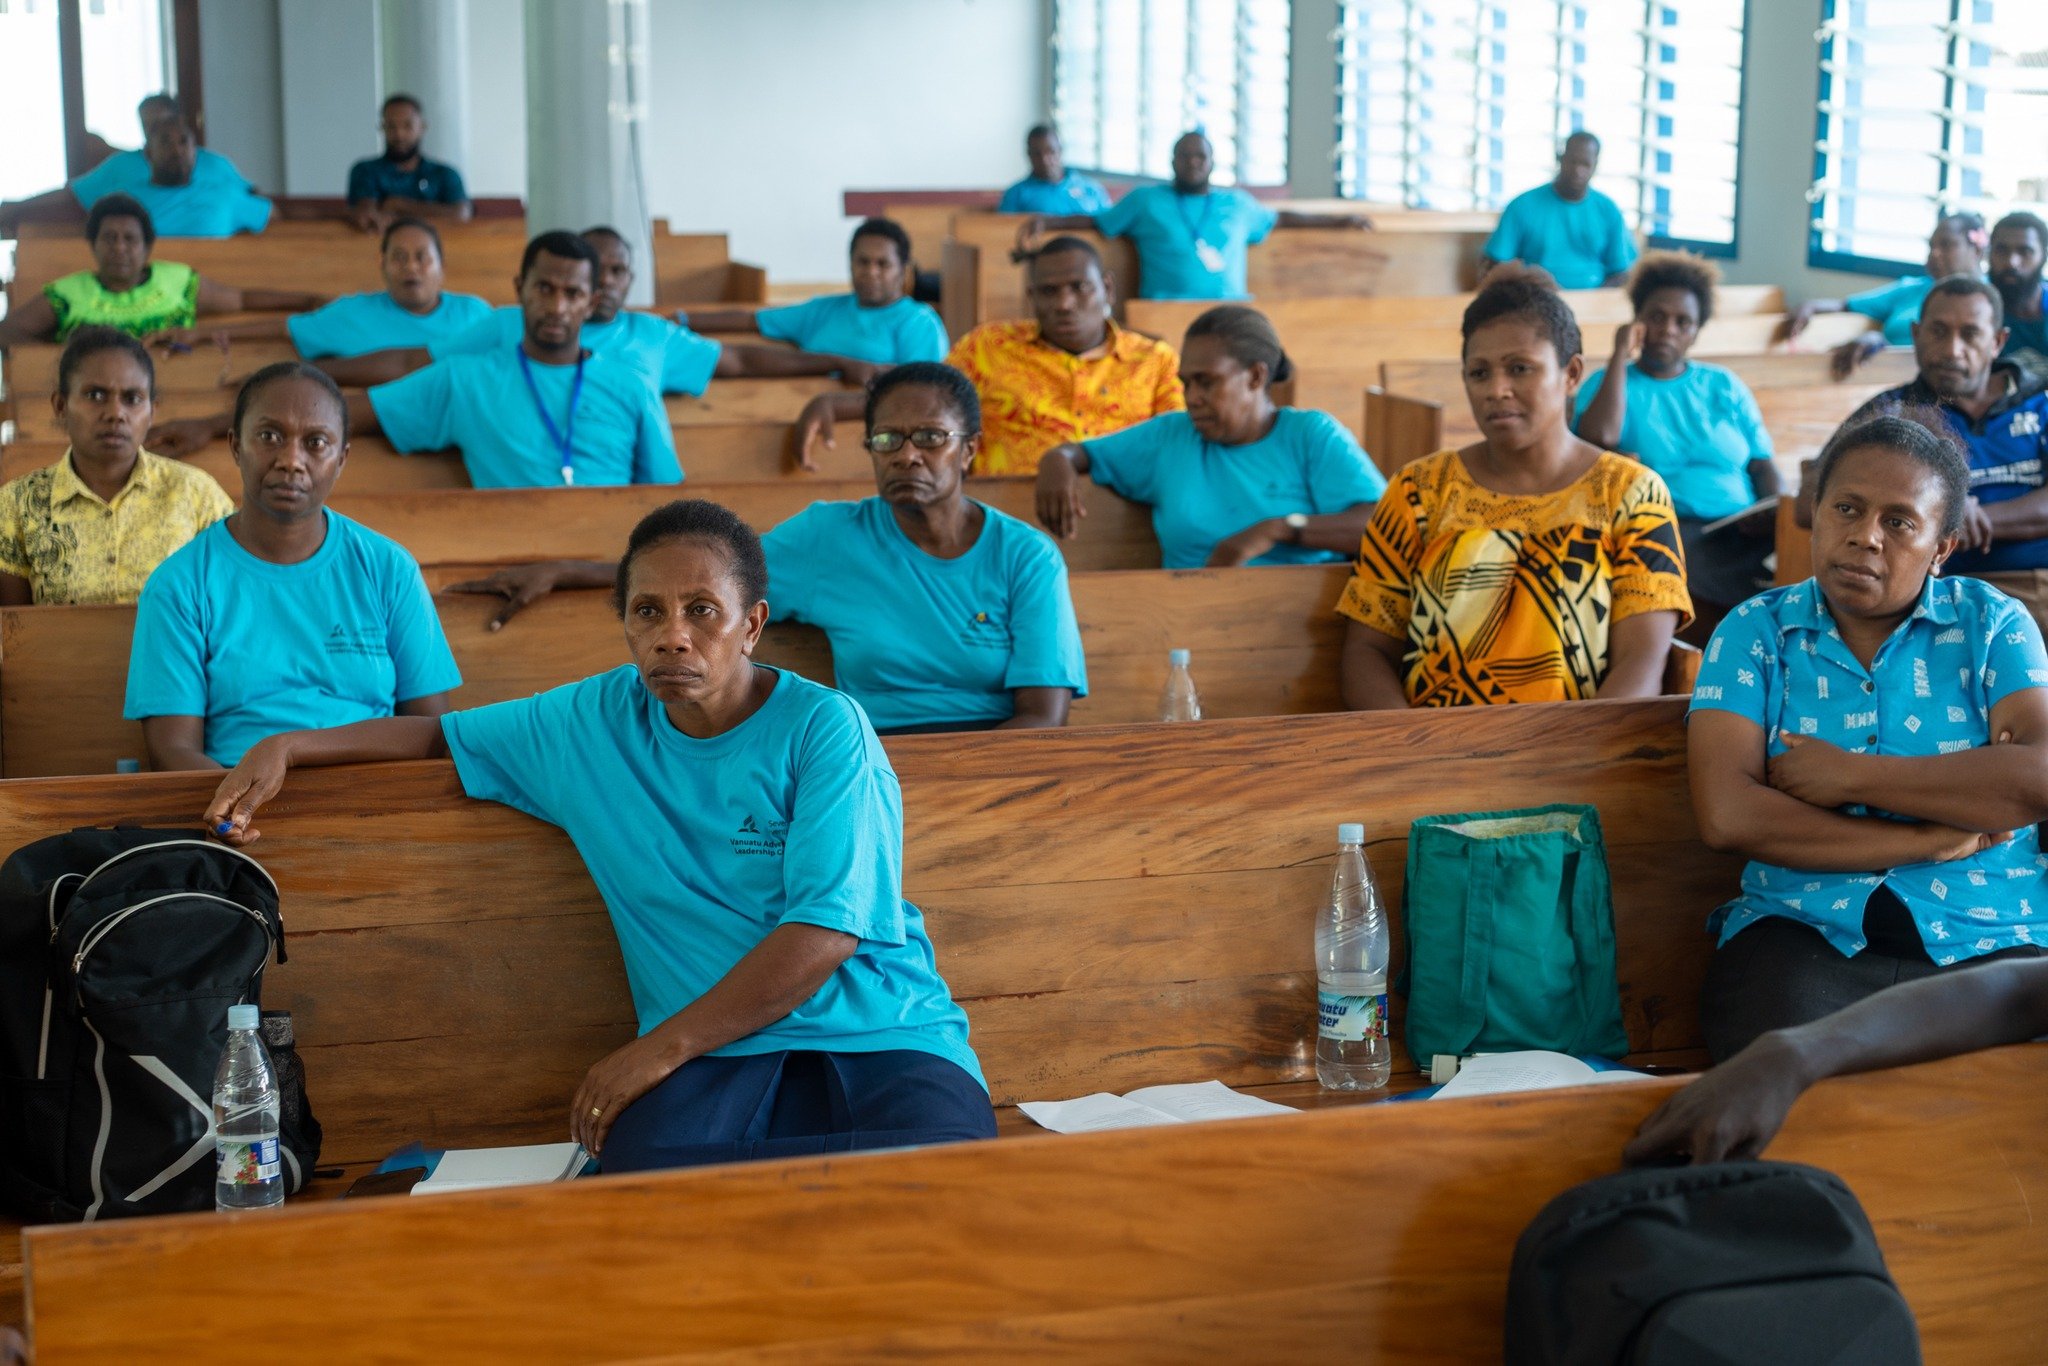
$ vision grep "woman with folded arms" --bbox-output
[1033,304,1385,569]
[1682,412,2048,1063]
[0,195,322,347]
[1338,273,1693,709]
[204,498,995,1171]
[451,362,1088,734]
[0,326,231,605]
[124,363,461,770]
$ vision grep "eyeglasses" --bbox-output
[864,429,971,455]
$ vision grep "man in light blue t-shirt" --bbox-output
[0,93,252,234]
[688,218,949,366]
[1481,131,1636,291]
[997,125,1113,216]
[93,119,273,238]
[1019,131,1369,301]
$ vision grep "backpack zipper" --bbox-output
[75,839,280,903]
[69,893,276,1009]
[38,874,83,1080]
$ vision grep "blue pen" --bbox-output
[215,821,235,836]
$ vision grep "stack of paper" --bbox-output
[1019,1081,1299,1133]
[411,1142,589,1195]
[1431,1051,1656,1100]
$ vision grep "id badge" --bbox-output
[1195,240,1226,272]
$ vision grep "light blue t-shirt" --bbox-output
[368,346,680,489]
[1845,275,1935,347]
[1083,408,1387,569]
[286,290,494,359]
[1573,361,1773,521]
[754,294,948,366]
[440,664,984,1082]
[430,307,721,398]
[763,498,1088,732]
[998,171,1113,215]
[1094,184,1279,300]
[1483,185,1636,291]
[70,148,250,204]
[124,513,462,765]
[85,179,273,238]
[1690,575,2048,964]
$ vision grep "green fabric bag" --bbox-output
[1401,803,1630,1063]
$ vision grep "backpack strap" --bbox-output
[1562,818,1622,1053]
[1446,839,1504,1055]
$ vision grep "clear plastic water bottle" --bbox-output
[214,1003,284,1211]
[1160,648,1202,721]
[1316,822,1391,1090]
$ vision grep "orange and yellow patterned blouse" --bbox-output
[1335,449,1693,707]
[946,320,1184,476]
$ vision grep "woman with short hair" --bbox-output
[0,195,323,347]
[124,363,460,769]
[1034,304,1385,568]
[203,498,995,1172]
[1338,273,1693,709]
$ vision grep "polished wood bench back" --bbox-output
[22,1048,2048,1362]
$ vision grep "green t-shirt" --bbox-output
[43,262,200,341]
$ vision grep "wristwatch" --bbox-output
[1282,512,1310,544]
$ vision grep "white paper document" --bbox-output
[412,1141,589,1195]
[1431,1051,1657,1101]
[1018,1080,1299,1134]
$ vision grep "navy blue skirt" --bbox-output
[599,1047,997,1174]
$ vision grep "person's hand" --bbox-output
[1766,734,1867,808]
[570,1030,686,1157]
[203,735,293,847]
[1611,321,1644,366]
[146,417,223,460]
[346,201,388,235]
[1012,214,1049,261]
[1922,823,2014,864]
[792,395,842,473]
[837,358,884,387]
[1780,303,1819,342]
[1035,455,1086,538]
[148,326,204,354]
[1829,333,1884,381]
[1959,495,1997,553]
[1623,1035,1807,1165]
[444,562,570,631]
[1207,519,1281,567]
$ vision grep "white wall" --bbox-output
[196,0,284,191]
[276,0,383,195]
[641,0,1045,281]
[462,0,527,197]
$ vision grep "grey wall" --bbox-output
[196,0,284,192]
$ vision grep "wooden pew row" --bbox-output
[22,1048,2048,1362]
[1366,349,1913,477]
[0,564,1355,777]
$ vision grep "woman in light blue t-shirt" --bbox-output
[203,499,994,1173]
[1784,211,1988,377]
[1035,305,1386,568]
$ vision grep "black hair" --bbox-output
[1628,249,1719,326]
[379,216,443,260]
[1935,210,1987,240]
[519,230,600,281]
[382,92,424,116]
[1184,304,1294,385]
[1461,272,1583,365]
[231,362,350,448]
[612,500,769,616]
[581,225,630,254]
[1992,211,2048,253]
[1026,123,1058,145]
[85,193,154,250]
[1024,234,1104,273]
[137,93,179,118]
[1813,409,1971,539]
[863,361,982,435]
[850,217,912,268]
[56,324,156,401]
[1564,130,1601,154]
[1923,272,2005,331]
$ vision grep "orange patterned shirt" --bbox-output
[947,320,1184,476]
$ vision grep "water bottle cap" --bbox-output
[1337,822,1365,844]
[1169,648,1190,665]
[226,1004,260,1031]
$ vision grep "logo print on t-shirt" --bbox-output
[324,622,386,659]
[957,609,1007,648]
[2011,410,2042,438]
[730,812,789,857]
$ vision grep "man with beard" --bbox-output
[1808,275,2048,631]
[346,94,472,234]
[1990,212,2048,360]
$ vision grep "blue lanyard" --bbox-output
[516,346,586,486]
[1176,192,1216,244]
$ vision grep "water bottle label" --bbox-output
[220,1136,279,1185]
[1317,991,1388,1043]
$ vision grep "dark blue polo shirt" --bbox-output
[346,153,467,206]
[2003,283,2048,360]
[1847,362,2048,572]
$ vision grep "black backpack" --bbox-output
[0,828,321,1222]
[1505,1161,1921,1366]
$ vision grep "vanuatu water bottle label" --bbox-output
[1317,991,1388,1043]
[220,1136,279,1185]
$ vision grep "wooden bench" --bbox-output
[1365,350,1914,478]
[19,1046,2048,1361]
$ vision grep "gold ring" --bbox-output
[588,1105,603,1119]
